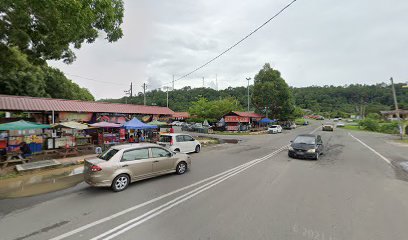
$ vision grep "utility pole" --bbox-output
[202,77,205,88]
[163,86,171,108]
[124,82,133,104]
[390,77,403,140]
[216,74,218,91]
[246,77,251,112]
[172,75,175,90]
[142,83,147,106]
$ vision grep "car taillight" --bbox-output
[170,138,174,146]
[90,165,102,172]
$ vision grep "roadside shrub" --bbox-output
[379,122,399,134]
[359,118,379,131]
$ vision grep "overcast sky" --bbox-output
[48,0,408,100]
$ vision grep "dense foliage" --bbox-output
[0,47,94,100]
[188,97,243,122]
[0,0,124,64]
[0,0,125,101]
[292,83,408,116]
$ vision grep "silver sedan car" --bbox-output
[84,143,191,192]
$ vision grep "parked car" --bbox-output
[157,133,201,153]
[84,143,191,192]
[268,125,282,134]
[322,122,334,131]
[336,122,345,127]
[288,134,324,160]
[171,121,181,126]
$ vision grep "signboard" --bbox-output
[224,116,250,123]
[59,112,93,122]
[120,128,126,140]
[96,113,130,123]
[226,126,239,131]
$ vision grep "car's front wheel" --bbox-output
[195,145,201,153]
[176,161,187,174]
[112,174,130,192]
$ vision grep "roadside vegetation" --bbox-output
[343,114,404,135]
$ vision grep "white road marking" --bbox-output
[49,146,287,240]
[92,146,288,240]
[349,133,392,165]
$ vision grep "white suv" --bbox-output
[158,133,201,153]
[268,125,283,134]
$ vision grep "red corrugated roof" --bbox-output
[0,95,175,115]
[172,112,190,118]
[232,111,264,118]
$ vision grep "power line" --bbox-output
[163,0,297,86]
[66,73,128,86]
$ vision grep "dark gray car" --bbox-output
[288,134,324,160]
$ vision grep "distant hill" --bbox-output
[99,83,408,116]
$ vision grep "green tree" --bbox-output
[0,0,124,64]
[0,0,124,100]
[189,97,242,121]
[252,63,294,120]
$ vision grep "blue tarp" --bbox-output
[123,118,158,130]
[259,118,274,124]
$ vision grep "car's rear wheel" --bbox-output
[112,174,130,192]
[176,161,187,174]
[195,145,201,153]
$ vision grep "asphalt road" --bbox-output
[1,122,408,240]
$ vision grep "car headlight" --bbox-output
[288,146,294,151]
[307,149,316,153]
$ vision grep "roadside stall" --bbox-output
[49,121,91,149]
[0,120,50,165]
[124,118,158,142]
[88,122,123,150]
[148,120,169,134]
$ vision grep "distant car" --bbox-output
[84,143,191,192]
[288,134,324,160]
[333,118,339,122]
[268,125,282,134]
[303,121,309,125]
[336,122,345,127]
[322,122,334,131]
[157,133,201,153]
[171,121,181,126]
[283,122,296,130]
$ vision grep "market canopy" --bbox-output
[123,118,157,130]
[89,122,123,128]
[53,121,89,130]
[259,118,275,124]
[147,120,167,126]
[0,120,50,130]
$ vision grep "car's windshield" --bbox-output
[159,135,172,143]
[269,126,277,128]
[293,136,315,145]
[98,148,119,161]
